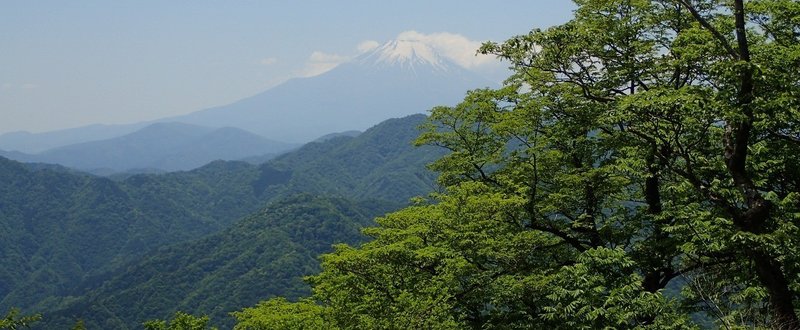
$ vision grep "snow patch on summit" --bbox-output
[356,38,454,72]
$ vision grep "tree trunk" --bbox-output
[752,251,800,329]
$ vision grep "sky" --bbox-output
[0,1,576,134]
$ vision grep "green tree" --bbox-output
[0,308,41,330]
[236,0,799,328]
[477,0,800,326]
[232,298,335,330]
[71,319,86,330]
[143,312,217,330]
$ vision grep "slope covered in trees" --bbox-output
[0,158,268,314]
[39,195,392,329]
[235,1,800,329]
[264,114,444,202]
[0,114,443,327]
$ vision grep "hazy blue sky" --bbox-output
[1,1,576,134]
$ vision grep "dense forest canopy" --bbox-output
[233,0,800,329]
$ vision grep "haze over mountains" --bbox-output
[0,123,297,173]
[0,37,492,175]
[0,123,149,154]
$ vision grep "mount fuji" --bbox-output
[161,38,496,143]
[0,38,496,170]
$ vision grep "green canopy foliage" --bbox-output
[0,308,41,330]
[143,312,216,330]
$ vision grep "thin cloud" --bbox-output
[308,51,349,63]
[259,57,278,66]
[357,40,380,53]
[299,51,351,77]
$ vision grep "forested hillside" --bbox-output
[0,114,442,328]
[0,158,267,314]
[265,114,444,201]
[39,195,393,329]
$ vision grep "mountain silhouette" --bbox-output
[162,38,495,143]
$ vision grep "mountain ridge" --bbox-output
[162,63,491,143]
[0,123,149,154]
[1,122,297,173]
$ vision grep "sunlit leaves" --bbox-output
[142,312,216,330]
[0,308,41,330]
[231,298,332,330]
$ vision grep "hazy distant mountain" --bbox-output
[2,122,297,173]
[163,38,495,143]
[0,123,147,154]
[0,149,35,163]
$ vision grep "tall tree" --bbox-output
[478,0,800,326]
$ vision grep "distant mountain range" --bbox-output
[0,38,493,166]
[0,123,148,154]
[0,122,297,173]
[163,39,494,143]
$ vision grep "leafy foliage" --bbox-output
[0,308,41,330]
[232,298,332,330]
[143,312,217,330]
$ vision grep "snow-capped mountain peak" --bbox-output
[356,39,453,72]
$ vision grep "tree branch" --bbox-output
[674,0,739,59]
